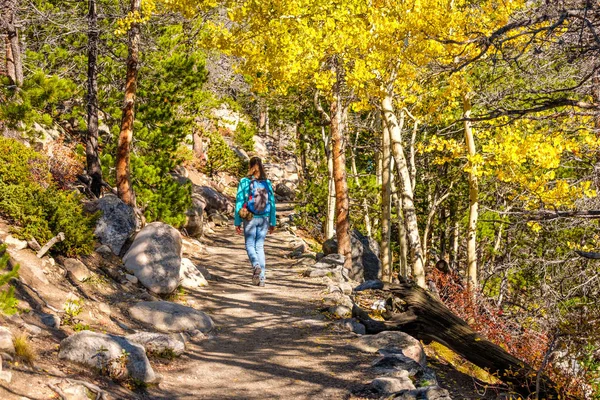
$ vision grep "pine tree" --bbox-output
[0,244,19,316]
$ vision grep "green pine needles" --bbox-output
[0,137,96,256]
[0,245,19,316]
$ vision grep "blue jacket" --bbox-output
[234,177,276,227]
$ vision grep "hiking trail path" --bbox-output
[147,224,375,400]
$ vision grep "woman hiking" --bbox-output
[234,157,276,287]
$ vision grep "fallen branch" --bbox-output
[353,282,564,399]
[37,232,65,258]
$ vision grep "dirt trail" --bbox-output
[148,225,375,400]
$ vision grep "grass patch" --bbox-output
[426,341,500,384]
[13,334,36,364]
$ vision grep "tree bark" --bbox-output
[463,95,479,290]
[2,0,22,87]
[5,36,15,84]
[86,0,103,197]
[381,123,393,282]
[350,137,372,237]
[322,126,336,240]
[392,174,408,278]
[330,73,352,272]
[382,93,425,288]
[116,0,141,207]
[353,282,562,399]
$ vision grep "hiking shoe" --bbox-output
[252,266,261,286]
[259,279,265,287]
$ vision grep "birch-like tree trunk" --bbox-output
[86,0,103,197]
[463,94,479,290]
[392,176,408,278]
[381,123,393,282]
[116,0,141,206]
[350,130,372,237]
[382,92,426,288]
[323,125,336,240]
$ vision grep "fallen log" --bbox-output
[353,282,563,399]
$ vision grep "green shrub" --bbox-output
[234,122,256,153]
[0,137,96,256]
[202,129,247,177]
[0,245,19,316]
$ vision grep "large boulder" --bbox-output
[58,331,158,384]
[184,194,205,238]
[94,194,137,255]
[125,332,185,357]
[193,185,233,214]
[353,331,426,366]
[129,301,214,333]
[122,222,182,294]
[323,229,381,281]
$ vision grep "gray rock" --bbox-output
[184,194,205,239]
[180,258,208,289]
[62,258,91,282]
[129,301,214,333]
[372,376,416,394]
[329,305,352,318]
[371,353,423,376]
[339,282,353,294]
[126,332,185,357]
[208,213,228,226]
[4,235,27,250]
[322,292,353,309]
[354,331,426,366]
[313,254,345,269]
[123,222,182,294]
[95,245,113,257]
[323,230,381,281]
[275,183,295,200]
[391,386,452,400]
[94,194,137,255]
[193,185,233,214]
[354,280,384,292]
[125,274,138,284]
[232,146,250,162]
[339,318,366,335]
[196,265,212,281]
[58,331,158,383]
[0,327,14,354]
[40,313,61,329]
[327,285,342,294]
[304,267,341,279]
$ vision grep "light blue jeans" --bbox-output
[243,217,269,280]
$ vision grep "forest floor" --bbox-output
[0,223,499,399]
[146,225,498,400]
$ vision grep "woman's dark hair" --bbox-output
[249,156,267,180]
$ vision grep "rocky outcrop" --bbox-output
[323,230,381,281]
[193,185,233,214]
[58,331,159,384]
[122,222,182,294]
[94,194,137,255]
[129,301,214,333]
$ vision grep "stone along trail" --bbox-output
[148,225,375,400]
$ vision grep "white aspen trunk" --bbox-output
[463,95,479,290]
[391,161,408,278]
[381,124,393,282]
[382,93,426,288]
[409,119,418,192]
[323,126,336,240]
[350,142,372,237]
